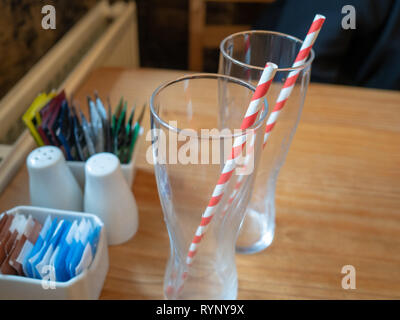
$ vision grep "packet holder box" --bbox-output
[67,130,143,189]
[0,205,109,300]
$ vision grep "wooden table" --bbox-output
[1,68,399,299]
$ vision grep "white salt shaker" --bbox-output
[84,153,138,245]
[27,146,83,211]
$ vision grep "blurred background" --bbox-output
[0,0,267,100]
[0,0,398,148]
[1,0,399,103]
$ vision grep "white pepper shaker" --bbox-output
[27,146,83,211]
[84,152,138,245]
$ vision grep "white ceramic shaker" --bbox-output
[27,146,83,211]
[84,152,138,245]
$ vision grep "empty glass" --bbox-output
[219,31,314,254]
[150,74,268,299]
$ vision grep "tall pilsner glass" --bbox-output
[150,74,268,299]
[219,31,314,254]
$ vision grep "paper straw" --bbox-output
[222,14,326,216]
[263,14,325,146]
[185,62,278,267]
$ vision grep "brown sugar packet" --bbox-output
[0,230,18,275]
[6,216,34,274]
[4,230,18,256]
[5,216,35,273]
[0,214,13,239]
[8,237,28,275]
[0,214,29,273]
[0,250,17,275]
[0,233,11,266]
[0,213,8,232]
[0,215,14,265]
[10,218,42,275]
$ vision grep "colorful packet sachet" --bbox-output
[0,212,100,282]
[23,90,143,164]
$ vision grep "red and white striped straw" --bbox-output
[220,134,255,217]
[222,14,326,217]
[263,14,325,146]
[186,62,278,266]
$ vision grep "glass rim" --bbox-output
[150,73,269,140]
[220,30,315,72]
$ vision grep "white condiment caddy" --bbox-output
[66,129,143,189]
[0,206,109,300]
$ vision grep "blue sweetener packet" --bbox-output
[65,219,86,278]
[65,219,88,278]
[51,220,78,281]
[23,215,52,278]
[28,217,58,279]
[68,219,93,278]
[36,219,71,279]
[74,223,101,276]
[90,224,101,257]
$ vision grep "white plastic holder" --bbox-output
[0,206,109,300]
[67,129,143,189]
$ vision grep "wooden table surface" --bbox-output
[1,68,399,299]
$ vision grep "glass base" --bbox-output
[164,287,238,300]
[235,208,275,254]
[164,277,238,300]
[164,263,239,299]
[235,227,274,254]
